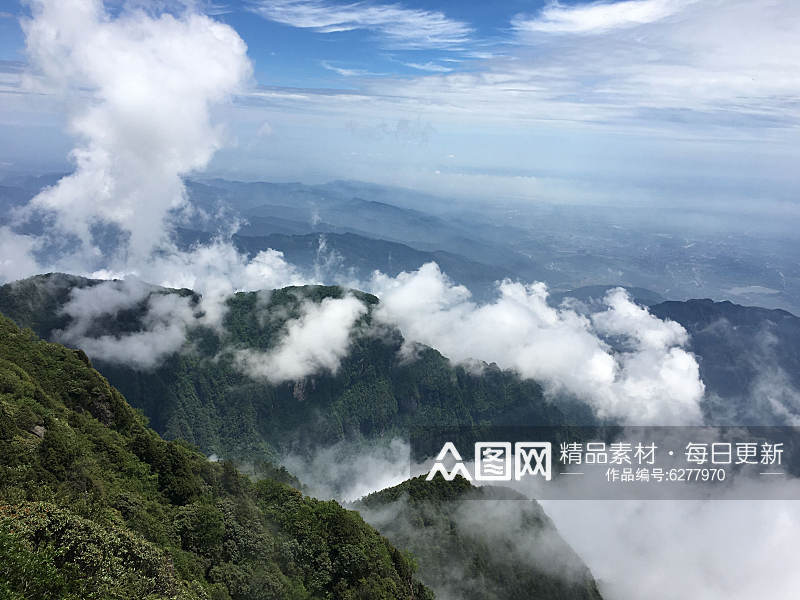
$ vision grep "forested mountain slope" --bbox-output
[0,314,433,600]
[356,476,604,600]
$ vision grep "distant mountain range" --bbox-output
[177,228,515,301]
[548,284,666,307]
[184,179,544,284]
[182,178,800,314]
[2,174,798,313]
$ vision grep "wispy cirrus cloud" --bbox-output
[513,0,698,34]
[402,61,452,73]
[238,0,800,134]
[321,60,369,76]
[249,0,472,49]
[358,0,800,130]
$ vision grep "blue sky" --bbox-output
[214,0,520,87]
[1,0,799,215]
[0,0,531,89]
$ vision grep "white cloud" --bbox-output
[592,288,689,350]
[3,0,318,358]
[239,0,800,138]
[137,240,306,329]
[0,227,41,283]
[17,0,252,265]
[234,293,367,383]
[544,491,800,600]
[402,61,452,73]
[283,438,416,501]
[509,0,800,124]
[370,263,704,424]
[513,0,697,34]
[250,0,472,49]
[321,60,368,77]
[55,279,197,369]
[59,279,154,340]
[49,241,308,369]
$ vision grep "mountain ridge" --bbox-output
[0,273,594,462]
[355,475,604,600]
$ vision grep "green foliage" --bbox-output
[175,502,225,555]
[0,503,201,600]
[255,479,434,600]
[360,474,476,509]
[0,314,431,600]
[37,423,82,480]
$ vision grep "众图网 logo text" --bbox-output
[426,441,552,482]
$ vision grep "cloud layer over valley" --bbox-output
[371,263,704,424]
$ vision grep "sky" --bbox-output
[1,0,800,211]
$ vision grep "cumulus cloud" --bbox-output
[250,0,472,49]
[49,241,308,368]
[55,279,197,369]
[234,293,367,383]
[138,240,305,329]
[370,263,704,424]
[0,1,317,365]
[17,0,251,266]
